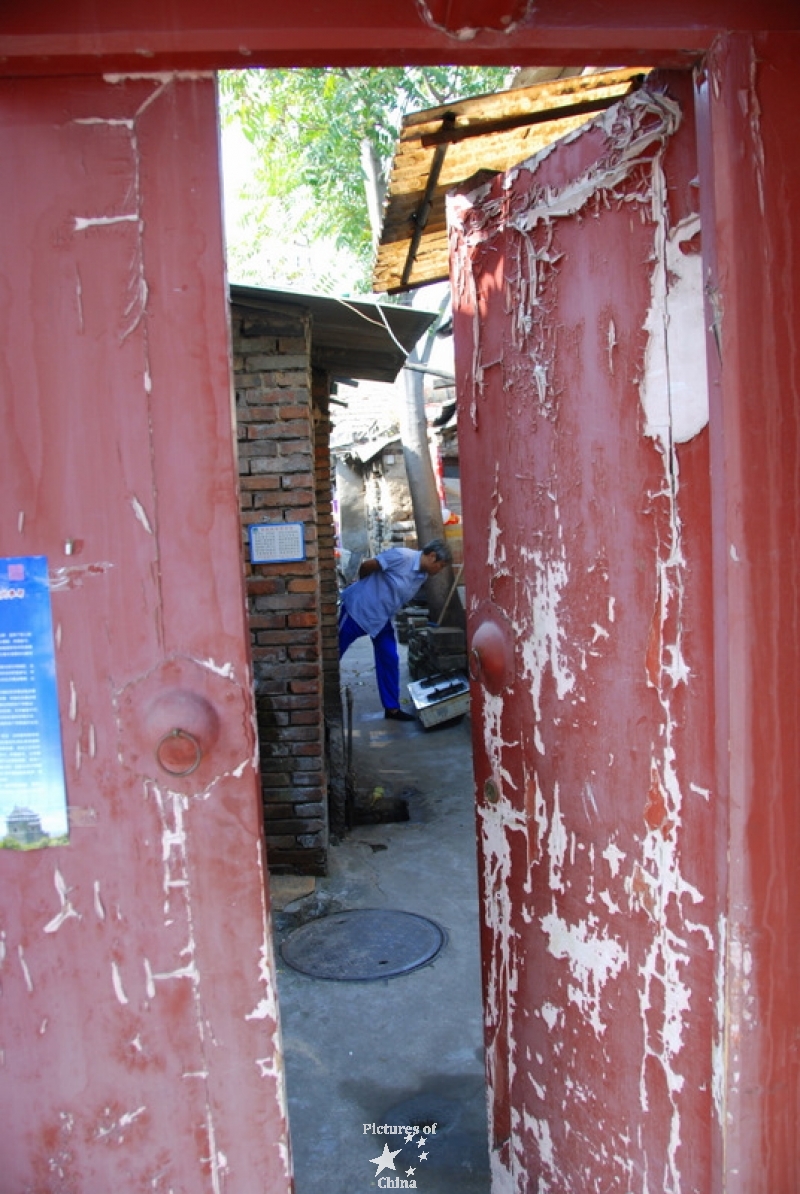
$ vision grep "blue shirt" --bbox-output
[341,548,427,638]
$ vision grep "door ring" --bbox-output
[155,728,202,777]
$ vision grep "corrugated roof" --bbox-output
[372,68,648,295]
[230,284,437,383]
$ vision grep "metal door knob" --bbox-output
[155,727,203,776]
[144,689,220,777]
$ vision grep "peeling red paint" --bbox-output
[452,74,718,1192]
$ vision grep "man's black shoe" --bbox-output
[384,708,415,722]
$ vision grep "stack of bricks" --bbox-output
[232,301,330,875]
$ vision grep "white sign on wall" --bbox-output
[249,522,306,564]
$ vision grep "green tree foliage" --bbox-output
[218,67,509,292]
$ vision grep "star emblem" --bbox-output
[370,1143,401,1176]
[406,1167,416,1177]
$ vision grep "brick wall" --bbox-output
[232,300,339,875]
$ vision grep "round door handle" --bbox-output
[469,617,513,694]
[144,689,220,779]
[155,727,203,777]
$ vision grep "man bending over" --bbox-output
[338,540,451,721]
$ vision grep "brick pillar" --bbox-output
[233,303,328,874]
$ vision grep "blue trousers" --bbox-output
[338,608,400,711]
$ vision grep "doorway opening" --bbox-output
[218,62,664,1194]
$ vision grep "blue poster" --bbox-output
[0,556,69,849]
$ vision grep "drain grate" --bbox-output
[280,908,446,981]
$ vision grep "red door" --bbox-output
[0,76,292,1191]
[451,75,719,1191]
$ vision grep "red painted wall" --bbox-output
[0,75,292,1192]
[695,32,800,1189]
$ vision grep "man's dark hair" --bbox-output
[421,538,452,564]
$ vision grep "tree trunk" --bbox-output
[360,137,386,247]
[400,350,465,629]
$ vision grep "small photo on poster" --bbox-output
[0,556,69,850]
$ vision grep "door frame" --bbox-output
[0,10,798,1192]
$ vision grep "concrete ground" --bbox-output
[270,634,490,1194]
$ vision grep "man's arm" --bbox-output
[358,558,382,579]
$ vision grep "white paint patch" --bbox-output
[245,999,273,1023]
[205,1105,225,1194]
[148,960,199,985]
[540,908,629,1037]
[103,71,214,84]
[500,91,681,238]
[73,116,134,129]
[119,1106,146,1127]
[546,784,568,893]
[540,1002,561,1031]
[598,890,623,915]
[43,869,81,934]
[255,1056,281,1080]
[131,495,153,534]
[640,211,708,449]
[486,474,505,569]
[607,317,617,373]
[489,1146,515,1194]
[522,1111,556,1177]
[111,961,129,1005]
[74,213,138,232]
[18,945,33,993]
[712,913,727,1125]
[477,793,525,1165]
[93,880,106,920]
[602,841,626,877]
[518,547,576,751]
[200,657,236,680]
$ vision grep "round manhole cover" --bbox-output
[280,908,446,981]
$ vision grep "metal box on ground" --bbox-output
[407,673,471,729]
